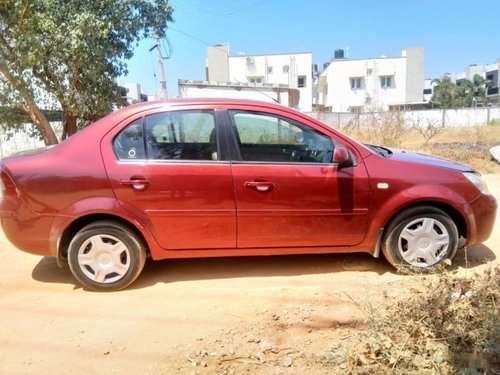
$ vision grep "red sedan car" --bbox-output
[0,99,497,291]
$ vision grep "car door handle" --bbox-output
[244,181,275,192]
[120,177,150,191]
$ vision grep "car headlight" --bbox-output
[463,172,490,195]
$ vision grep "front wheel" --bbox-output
[68,221,146,291]
[381,206,459,272]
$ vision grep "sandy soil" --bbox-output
[0,175,498,375]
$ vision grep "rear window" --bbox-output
[113,111,217,161]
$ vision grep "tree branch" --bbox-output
[0,60,58,144]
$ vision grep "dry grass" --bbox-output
[342,116,500,174]
[343,267,500,374]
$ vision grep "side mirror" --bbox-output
[333,144,352,167]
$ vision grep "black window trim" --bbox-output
[113,109,231,164]
[224,109,337,165]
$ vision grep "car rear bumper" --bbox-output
[0,203,55,257]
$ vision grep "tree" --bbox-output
[431,74,492,109]
[0,0,174,145]
[466,74,491,106]
[430,76,466,109]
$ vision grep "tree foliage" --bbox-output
[431,74,491,109]
[0,0,174,144]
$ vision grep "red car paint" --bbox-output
[0,99,496,267]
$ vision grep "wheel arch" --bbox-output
[370,198,469,258]
[382,200,467,242]
[57,213,149,267]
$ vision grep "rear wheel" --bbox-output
[382,206,459,272]
[68,221,146,291]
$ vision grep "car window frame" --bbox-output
[111,109,231,164]
[225,109,337,165]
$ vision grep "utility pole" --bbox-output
[153,34,168,99]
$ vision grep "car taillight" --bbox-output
[0,171,18,199]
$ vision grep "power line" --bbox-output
[226,0,267,16]
[169,27,227,53]
[178,0,240,17]
[169,27,279,104]
[162,36,173,59]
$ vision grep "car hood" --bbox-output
[387,147,472,172]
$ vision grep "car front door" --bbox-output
[102,109,236,250]
[226,109,370,248]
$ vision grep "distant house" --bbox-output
[118,82,149,104]
[452,60,500,104]
[179,45,313,112]
[423,60,500,106]
[485,61,500,102]
[316,47,425,112]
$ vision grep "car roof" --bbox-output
[119,98,290,113]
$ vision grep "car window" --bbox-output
[229,111,334,163]
[113,120,146,160]
[145,111,217,160]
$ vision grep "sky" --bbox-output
[122,0,500,98]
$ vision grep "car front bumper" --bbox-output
[466,193,497,246]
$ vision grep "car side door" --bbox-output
[225,109,370,249]
[101,108,236,250]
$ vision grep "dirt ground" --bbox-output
[0,175,498,375]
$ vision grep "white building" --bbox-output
[178,80,291,105]
[118,82,149,104]
[317,47,425,112]
[186,45,313,111]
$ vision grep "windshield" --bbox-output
[365,144,393,158]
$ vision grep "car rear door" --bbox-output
[224,108,370,248]
[101,108,236,250]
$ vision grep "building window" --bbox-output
[423,88,432,95]
[298,76,306,88]
[248,77,263,84]
[380,75,394,88]
[267,66,273,74]
[350,77,364,90]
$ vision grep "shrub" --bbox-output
[346,267,500,374]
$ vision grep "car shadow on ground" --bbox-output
[134,252,394,289]
[31,244,496,291]
[32,252,391,290]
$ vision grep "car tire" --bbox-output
[68,221,146,291]
[381,206,459,272]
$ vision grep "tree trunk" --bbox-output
[61,114,78,141]
[0,61,59,145]
[24,104,59,145]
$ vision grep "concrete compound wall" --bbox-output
[1,108,499,159]
[0,123,62,159]
[308,107,500,129]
